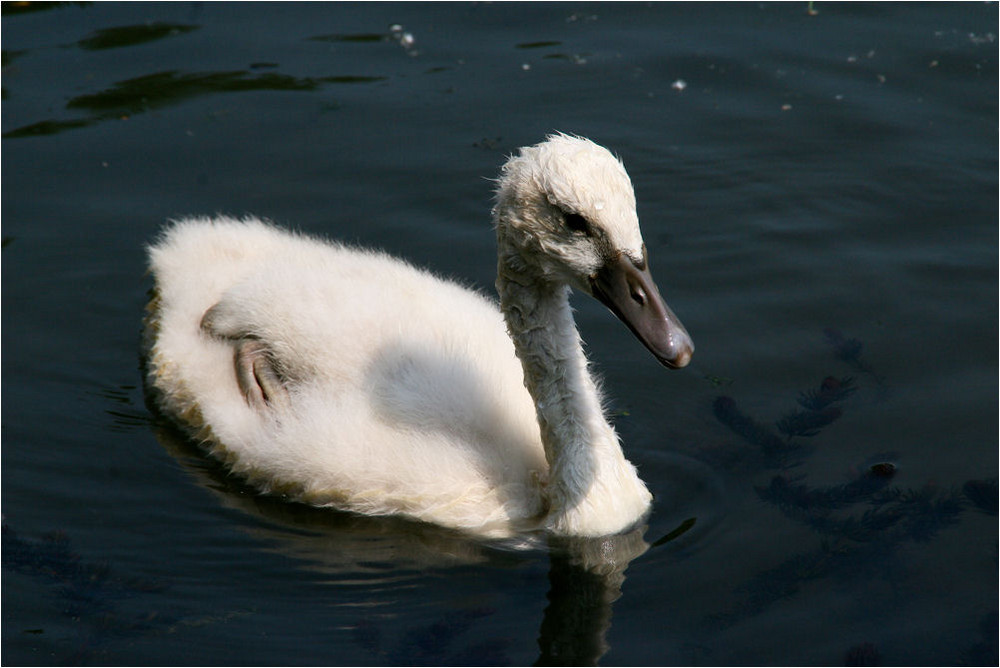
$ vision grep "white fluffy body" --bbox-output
[146,135,665,538]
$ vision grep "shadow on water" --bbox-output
[75,22,198,51]
[2,15,394,139]
[3,69,386,139]
[0,2,90,17]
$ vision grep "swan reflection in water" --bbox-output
[151,420,715,666]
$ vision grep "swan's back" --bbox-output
[146,217,547,536]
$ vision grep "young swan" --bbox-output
[145,134,693,538]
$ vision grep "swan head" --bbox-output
[494,134,693,369]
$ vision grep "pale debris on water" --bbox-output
[389,24,417,55]
[671,79,687,91]
[847,50,876,64]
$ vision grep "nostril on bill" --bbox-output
[630,283,646,306]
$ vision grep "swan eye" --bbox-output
[563,211,590,235]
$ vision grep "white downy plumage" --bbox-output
[145,134,693,538]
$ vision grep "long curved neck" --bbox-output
[496,237,652,536]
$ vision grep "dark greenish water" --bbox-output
[2,2,996,665]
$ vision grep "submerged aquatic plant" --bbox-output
[2,523,249,663]
[776,406,842,439]
[756,463,896,516]
[712,396,796,463]
[2,523,168,661]
[824,328,883,383]
[963,479,999,515]
[704,328,987,646]
[2,524,163,603]
[713,369,862,468]
[797,376,856,411]
[713,334,871,461]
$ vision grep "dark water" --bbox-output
[2,2,997,665]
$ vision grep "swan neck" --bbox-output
[499,275,609,460]
[496,244,652,536]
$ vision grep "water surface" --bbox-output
[3,2,997,665]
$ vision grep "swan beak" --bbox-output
[589,252,694,369]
